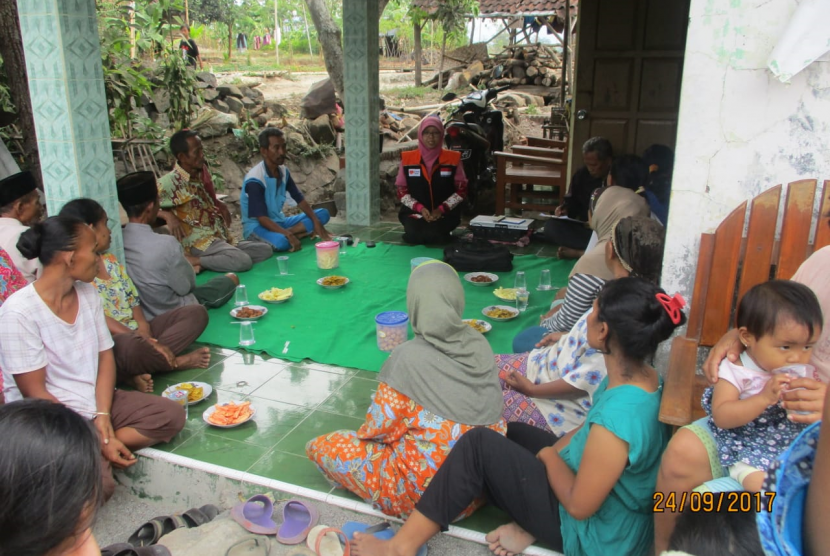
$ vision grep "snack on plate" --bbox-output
[260,287,293,301]
[178,382,204,402]
[208,401,253,426]
[321,275,348,287]
[235,306,264,319]
[464,320,488,333]
[485,307,517,319]
[493,287,517,300]
[470,274,494,283]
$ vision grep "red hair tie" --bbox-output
[656,293,686,324]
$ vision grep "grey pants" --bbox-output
[192,239,272,273]
[194,275,237,308]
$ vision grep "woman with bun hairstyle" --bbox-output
[0,216,185,499]
[353,277,686,556]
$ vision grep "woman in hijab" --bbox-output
[306,261,506,518]
[395,116,468,244]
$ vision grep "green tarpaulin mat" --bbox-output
[197,242,575,372]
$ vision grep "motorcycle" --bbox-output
[441,85,510,216]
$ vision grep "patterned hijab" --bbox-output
[417,116,445,175]
[379,261,503,425]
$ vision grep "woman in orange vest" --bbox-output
[395,116,468,244]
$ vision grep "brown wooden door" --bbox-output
[570,0,690,164]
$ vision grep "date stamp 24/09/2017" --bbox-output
[653,491,775,513]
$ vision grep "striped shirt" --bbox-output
[543,273,606,333]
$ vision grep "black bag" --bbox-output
[443,239,514,272]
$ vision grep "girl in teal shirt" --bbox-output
[351,277,685,556]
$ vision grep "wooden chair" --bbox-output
[494,136,569,215]
[660,179,830,427]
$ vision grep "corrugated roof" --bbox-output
[410,0,577,17]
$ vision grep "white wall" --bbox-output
[660,0,830,350]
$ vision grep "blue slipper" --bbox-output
[343,522,427,556]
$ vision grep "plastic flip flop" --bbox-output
[199,503,221,521]
[181,507,210,528]
[277,499,319,545]
[225,535,272,556]
[306,525,350,556]
[231,494,279,535]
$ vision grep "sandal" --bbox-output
[277,499,319,545]
[231,494,279,535]
[127,515,187,547]
[225,535,272,556]
[100,543,172,556]
[306,525,350,556]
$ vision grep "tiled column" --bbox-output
[343,0,381,226]
[18,0,123,258]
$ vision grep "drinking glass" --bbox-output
[165,388,188,419]
[515,289,530,312]
[772,363,815,415]
[537,269,552,291]
[239,321,256,346]
[337,236,348,255]
[234,284,249,306]
[277,256,289,275]
[514,271,526,291]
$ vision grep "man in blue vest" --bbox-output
[241,128,332,252]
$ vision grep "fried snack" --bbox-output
[235,307,264,318]
[260,287,293,301]
[208,401,253,426]
[493,287,517,300]
[178,382,204,402]
[321,275,347,287]
[485,307,517,319]
[471,274,494,283]
[463,320,489,333]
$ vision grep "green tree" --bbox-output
[432,0,477,89]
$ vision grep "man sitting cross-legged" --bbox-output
[158,129,272,272]
[118,171,239,321]
[241,127,332,252]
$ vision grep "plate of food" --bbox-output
[493,287,518,301]
[317,275,350,289]
[462,319,493,334]
[162,381,212,405]
[482,305,520,321]
[258,287,293,304]
[464,272,499,286]
[230,305,268,320]
[203,401,256,428]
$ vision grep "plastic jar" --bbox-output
[316,241,340,269]
[410,257,435,272]
[375,311,409,352]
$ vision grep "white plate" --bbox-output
[317,276,350,289]
[163,381,213,406]
[257,292,292,304]
[462,319,493,334]
[202,402,256,428]
[230,305,269,320]
[493,287,518,301]
[482,305,520,321]
[464,272,499,287]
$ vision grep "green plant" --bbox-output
[296,141,334,160]
[525,104,539,116]
[230,116,261,164]
[204,151,226,191]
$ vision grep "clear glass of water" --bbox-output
[515,289,530,312]
[337,236,348,255]
[514,271,527,291]
[277,256,289,275]
[234,284,249,306]
[239,321,256,346]
[165,388,188,419]
[537,269,552,291]
[772,363,815,416]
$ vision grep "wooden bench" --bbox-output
[660,179,830,427]
[494,136,569,215]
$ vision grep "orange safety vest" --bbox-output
[399,149,461,213]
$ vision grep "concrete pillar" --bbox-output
[17,0,123,257]
[343,0,381,226]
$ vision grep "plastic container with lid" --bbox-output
[375,311,409,352]
[410,257,435,272]
[315,241,340,269]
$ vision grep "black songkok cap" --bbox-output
[0,171,37,207]
[116,171,159,207]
